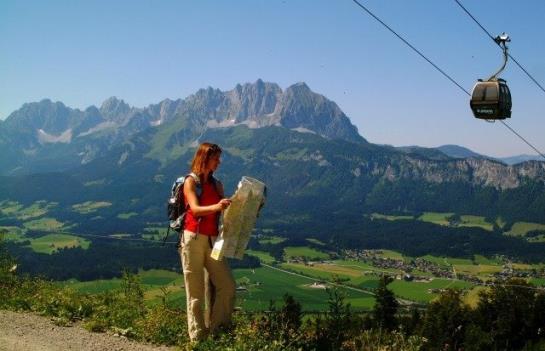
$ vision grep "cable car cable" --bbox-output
[350,0,470,97]
[350,0,545,162]
[498,120,545,160]
[453,0,545,95]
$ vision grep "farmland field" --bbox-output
[29,234,90,254]
[0,226,26,241]
[284,246,329,260]
[117,212,138,219]
[258,235,286,245]
[389,278,473,302]
[458,215,493,231]
[370,213,414,221]
[246,249,275,264]
[417,212,454,226]
[506,222,545,236]
[72,201,112,214]
[23,217,65,232]
[60,267,375,311]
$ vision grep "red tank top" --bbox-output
[184,180,221,236]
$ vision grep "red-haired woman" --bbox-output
[181,142,235,341]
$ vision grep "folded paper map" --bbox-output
[211,176,266,260]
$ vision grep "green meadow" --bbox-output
[370,213,414,221]
[506,222,545,236]
[389,278,473,303]
[0,200,24,216]
[459,215,494,231]
[306,238,326,246]
[246,249,275,264]
[23,217,65,232]
[417,212,454,226]
[60,267,375,311]
[284,246,329,260]
[0,200,58,220]
[257,235,287,245]
[72,201,112,214]
[117,212,138,219]
[0,226,26,242]
[29,234,90,254]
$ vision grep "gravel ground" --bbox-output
[0,310,175,351]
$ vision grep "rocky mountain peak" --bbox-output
[277,82,364,143]
[4,99,74,135]
[226,79,282,122]
[99,97,131,120]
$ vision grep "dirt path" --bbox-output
[0,310,175,351]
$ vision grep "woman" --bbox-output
[181,142,235,341]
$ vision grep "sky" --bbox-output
[1,0,544,158]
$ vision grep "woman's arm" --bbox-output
[184,177,230,217]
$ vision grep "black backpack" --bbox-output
[164,173,200,244]
[163,173,219,245]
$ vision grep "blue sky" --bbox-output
[1,0,544,157]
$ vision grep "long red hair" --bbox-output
[190,142,222,178]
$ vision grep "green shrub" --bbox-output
[346,329,426,351]
[135,305,188,345]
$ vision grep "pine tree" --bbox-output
[372,275,398,330]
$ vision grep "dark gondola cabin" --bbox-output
[470,79,512,119]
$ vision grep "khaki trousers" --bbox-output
[180,230,235,341]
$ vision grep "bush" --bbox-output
[136,305,188,345]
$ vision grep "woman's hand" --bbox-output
[216,198,232,211]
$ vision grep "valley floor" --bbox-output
[0,310,173,351]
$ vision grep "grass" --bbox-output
[529,278,545,287]
[458,215,493,231]
[60,267,376,311]
[13,201,58,220]
[0,200,24,216]
[23,217,65,232]
[117,212,138,219]
[272,147,308,161]
[257,235,287,245]
[72,201,112,214]
[418,212,454,226]
[375,250,404,260]
[281,262,358,281]
[29,234,90,254]
[389,278,473,303]
[454,264,502,276]
[0,226,26,242]
[246,250,276,264]
[306,238,326,246]
[506,222,545,236]
[284,246,329,260]
[473,255,502,265]
[370,213,414,221]
[371,212,494,231]
[234,266,375,311]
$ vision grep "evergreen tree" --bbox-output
[474,279,537,350]
[372,275,398,330]
[421,289,468,350]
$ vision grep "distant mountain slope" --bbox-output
[0,80,364,175]
[437,144,485,159]
[1,81,545,229]
[437,144,543,165]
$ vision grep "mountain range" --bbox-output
[1,80,545,236]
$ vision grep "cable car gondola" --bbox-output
[470,33,512,120]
